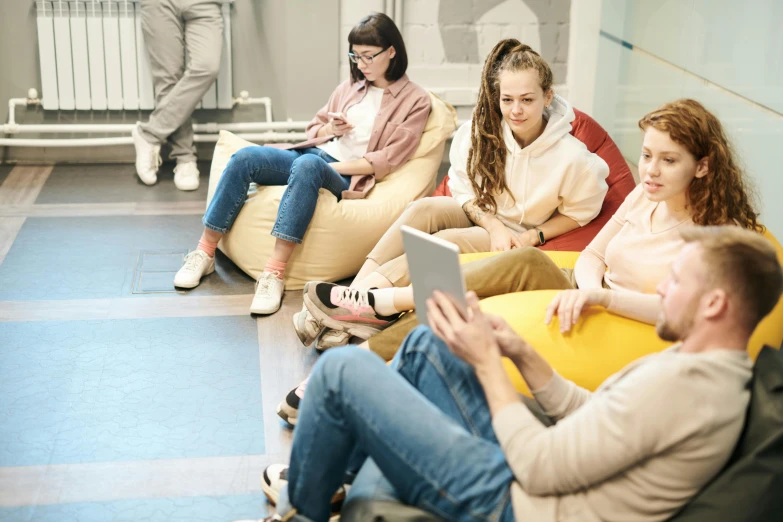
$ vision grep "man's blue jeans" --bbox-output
[203,146,350,244]
[277,326,517,522]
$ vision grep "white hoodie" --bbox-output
[447,94,609,233]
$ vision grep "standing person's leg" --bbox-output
[274,346,515,522]
[135,0,184,185]
[170,0,224,191]
[250,149,351,315]
[136,0,222,188]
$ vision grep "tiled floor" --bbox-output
[0,215,255,300]
[0,494,267,522]
[0,164,313,521]
[0,165,12,186]
[35,162,211,205]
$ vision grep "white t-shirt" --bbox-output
[318,85,384,162]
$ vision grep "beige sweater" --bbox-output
[492,345,752,522]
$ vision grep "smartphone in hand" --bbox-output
[327,111,348,124]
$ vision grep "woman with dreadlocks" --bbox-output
[292,38,609,352]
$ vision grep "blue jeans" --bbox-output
[203,146,350,244]
[278,326,516,522]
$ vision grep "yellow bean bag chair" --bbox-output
[462,231,783,396]
[206,93,457,290]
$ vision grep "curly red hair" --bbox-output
[638,99,762,231]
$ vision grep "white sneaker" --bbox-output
[174,161,200,191]
[132,122,161,185]
[315,328,352,353]
[174,250,215,288]
[250,271,284,315]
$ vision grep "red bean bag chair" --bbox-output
[432,108,636,251]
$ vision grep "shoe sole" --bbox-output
[276,401,297,426]
[250,299,282,315]
[138,175,158,186]
[174,263,215,289]
[262,480,344,522]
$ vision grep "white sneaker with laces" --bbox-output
[174,250,215,288]
[251,271,284,315]
[131,122,161,185]
[174,161,200,191]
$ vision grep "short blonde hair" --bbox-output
[681,226,782,330]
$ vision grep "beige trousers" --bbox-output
[367,197,495,287]
[367,247,577,361]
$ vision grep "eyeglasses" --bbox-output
[348,47,389,65]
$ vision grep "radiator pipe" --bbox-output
[1,88,311,145]
[5,122,309,134]
[0,132,307,148]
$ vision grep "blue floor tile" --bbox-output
[0,215,255,301]
[0,494,270,522]
[0,316,264,467]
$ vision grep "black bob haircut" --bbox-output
[348,12,408,84]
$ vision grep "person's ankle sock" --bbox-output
[197,234,218,258]
[367,288,402,316]
[264,259,287,279]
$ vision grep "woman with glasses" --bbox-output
[173,12,431,316]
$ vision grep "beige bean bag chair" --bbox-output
[206,92,457,290]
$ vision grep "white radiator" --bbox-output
[35,0,234,111]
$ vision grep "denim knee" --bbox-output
[290,154,328,182]
[224,146,260,181]
[395,325,449,368]
[313,345,378,386]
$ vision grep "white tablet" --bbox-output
[401,225,467,327]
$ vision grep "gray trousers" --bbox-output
[139,0,224,163]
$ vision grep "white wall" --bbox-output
[0,0,603,161]
[593,0,783,236]
[339,0,602,115]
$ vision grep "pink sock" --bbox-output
[264,258,286,279]
[197,234,218,257]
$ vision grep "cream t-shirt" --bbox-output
[583,184,693,295]
[318,85,385,162]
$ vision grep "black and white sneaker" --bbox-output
[262,464,345,521]
[276,378,307,426]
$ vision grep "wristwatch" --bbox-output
[535,228,546,246]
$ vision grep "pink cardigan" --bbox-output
[279,75,431,199]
